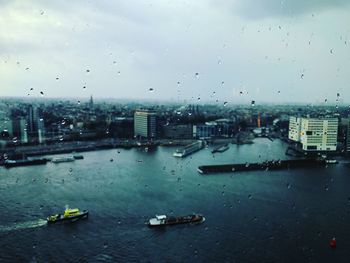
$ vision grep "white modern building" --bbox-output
[134,109,157,139]
[289,116,338,151]
[288,116,301,142]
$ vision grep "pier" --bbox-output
[197,159,332,174]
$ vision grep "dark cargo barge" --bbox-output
[4,158,48,168]
[197,159,332,174]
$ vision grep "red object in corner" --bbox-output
[329,238,337,248]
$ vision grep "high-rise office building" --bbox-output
[26,105,45,143]
[289,116,338,151]
[12,118,28,143]
[346,119,350,154]
[134,109,156,139]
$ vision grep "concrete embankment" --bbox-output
[198,159,331,174]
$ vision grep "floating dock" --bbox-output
[197,159,332,174]
[211,144,229,154]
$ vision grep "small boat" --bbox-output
[73,155,84,160]
[148,214,205,227]
[51,156,75,163]
[47,208,89,224]
[325,159,338,164]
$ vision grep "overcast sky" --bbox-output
[0,0,349,104]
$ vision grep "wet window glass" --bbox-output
[0,1,349,262]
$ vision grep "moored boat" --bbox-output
[47,208,88,224]
[4,158,48,168]
[148,214,205,227]
[51,156,75,163]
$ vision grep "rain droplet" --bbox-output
[330,49,333,54]
[56,77,59,80]
[251,100,255,107]
[149,87,154,92]
[239,91,243,95]
[86,69,90,73]
[301,74,304,79]
[195,72,199,78]
[217,59,222,65]
[248,194,252,199]
[40,91,44,96]
[324,186,329,191]
[223,101,228,107]
[286,183,291,189]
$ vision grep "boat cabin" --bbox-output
[64,208,80,217]
[156,215,166,220]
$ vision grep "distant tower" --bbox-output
[257,112,261,128]
[89,95,94,109]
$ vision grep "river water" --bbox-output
[0,138,349,262]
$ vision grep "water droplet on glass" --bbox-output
[251,100,255,107]
[223,101,228,107]
[248,194,252,199]
[324,186,329,191]
[286,183,291,189]
[149,87,154,92]
[40,91,44,97]
[195,72,199,78]
[86,69,90,73]
[330,49,333,54]
[217,59,222,65]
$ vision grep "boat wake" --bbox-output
[0,219,47,233]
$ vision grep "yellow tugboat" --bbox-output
[47,208,89,224]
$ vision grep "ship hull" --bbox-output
[149,214,205,227]
[47,210,89,224]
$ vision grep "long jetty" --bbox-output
[197,159,331,174]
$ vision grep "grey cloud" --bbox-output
[217,0,350,19]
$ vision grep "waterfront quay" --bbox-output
[197,158,331,174]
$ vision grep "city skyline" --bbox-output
[1,0,350,104]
